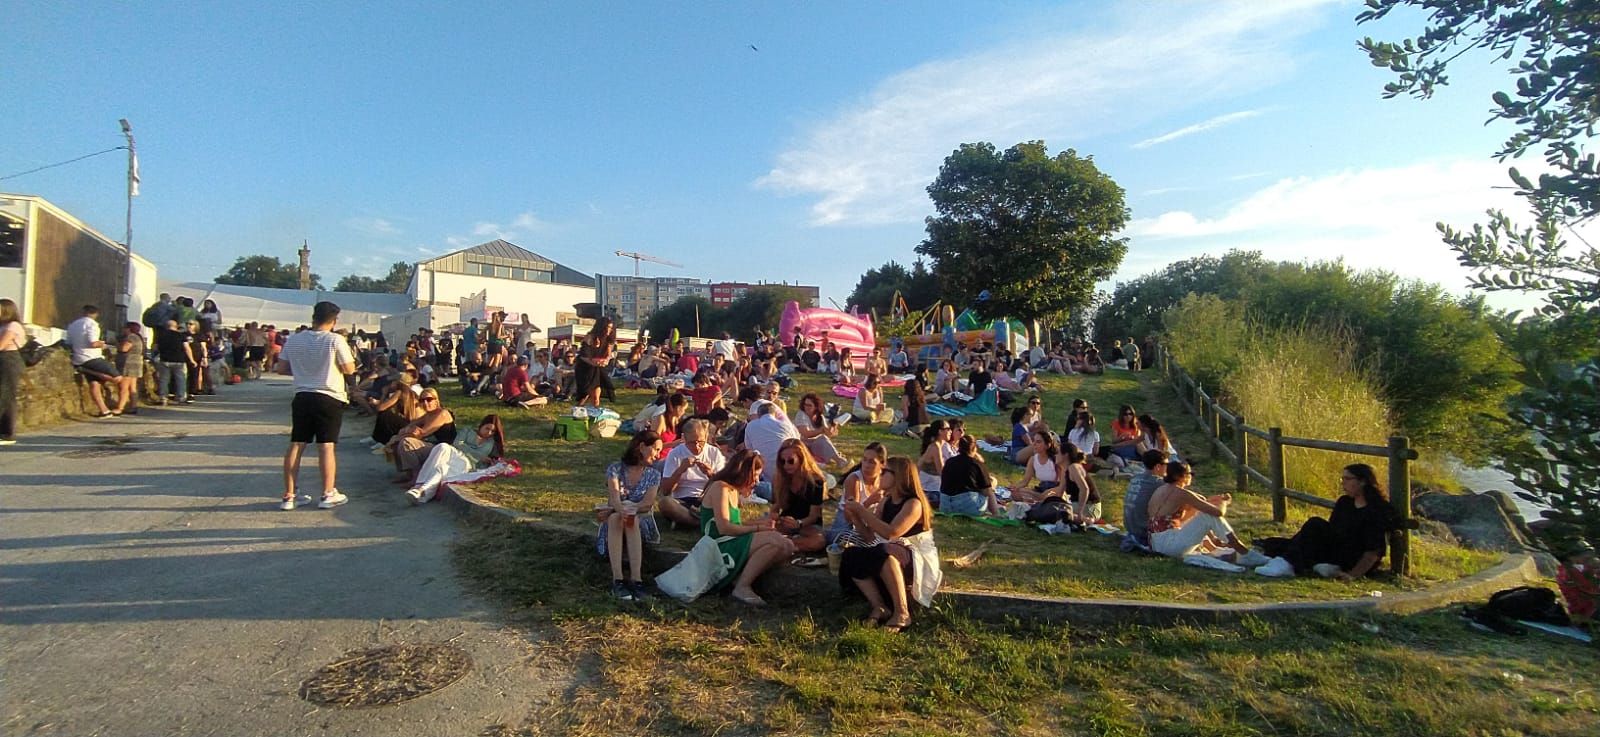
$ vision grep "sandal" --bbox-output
[731,590,767,607]
[883,615,911,633]
[863,606,890,627]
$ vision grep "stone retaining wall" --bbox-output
[14,348,164,432]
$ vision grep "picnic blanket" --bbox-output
[924,387,1000,417]
[832,384,862,399]
[439,458,522,498]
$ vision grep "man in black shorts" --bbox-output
[67,304,119,417]
[275,301,357,510]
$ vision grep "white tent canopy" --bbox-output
[158,281,412,331]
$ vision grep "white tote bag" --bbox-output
[654,535,732,603]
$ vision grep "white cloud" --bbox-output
[345,216,402,237]
[511,211,549,231]
[1120,158,1590,310]
[1131,110,1265,149]
[756,0,1337,225]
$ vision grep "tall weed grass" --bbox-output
[1231,323,1391,498]
[1165,295,1392,498]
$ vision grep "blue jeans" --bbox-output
[940,491,989,516]
[156,361,189,401]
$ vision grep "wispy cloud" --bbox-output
[459,210,553,243]
[1120,158,1593,309]
[345,216,402,237]
[756,0,1336,226]
[1132,110,1264,149]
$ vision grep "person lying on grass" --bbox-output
[772,439,827,554]
[1145,462,1251,561]
[838,456,942,632]
[827,442,888,549]
[701,449,795,607]
[658,419,727,528]
[599,430,664,602]
[405,414,505,505]
[939,434,1002,517]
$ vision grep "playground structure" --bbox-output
[874,295,1031,360]
[779,301,876,355]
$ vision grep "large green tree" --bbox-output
[916,141,1129,322]
[215,255,321,289]
[1360,0,1600,548]
[643,295,715,343]
[847,259,941,316]
[718,286,814,342]
[335,261,412,293]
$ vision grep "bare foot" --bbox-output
[731,587,766,607]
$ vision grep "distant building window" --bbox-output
[0,219,22,269]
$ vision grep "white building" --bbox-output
[407,239,595,330]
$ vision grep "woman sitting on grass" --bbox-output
[404,414,506,504]
[793,392,846,468]
[835,347,857,385]
[838,456,942,631]
[649,392,690,449]
[1099,404,1142,467]
[851,374,895,424]
[933,359,960,396]
[827,442,887,549]
[701,449,796,606]
[1014,431,1066,503]
[772,439,827,554]
[940,435,1001,516]
[1144,462,1250,561]
[1264,463,1397,579]
[369,370,423,447]
[1137,413,1180,463]
[600,430,664,602]
[916,420,953,494]
[388,387,457,485]
[899,379,930,438]
[1061,445,1102,522]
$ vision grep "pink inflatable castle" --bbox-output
[778,301,875,354]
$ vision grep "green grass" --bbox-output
[457,517,1599,737]
[440,368,1497,604]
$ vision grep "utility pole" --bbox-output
[118,118,136,325]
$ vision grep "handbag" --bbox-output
[654,535,733,603]
[550,415,591,441]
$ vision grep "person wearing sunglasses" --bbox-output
[1102,404,1142,466]
[772,439,827,554]
[386,388,457,486]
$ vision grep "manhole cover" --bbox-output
[60,447,141,458]
[299,644,472,707]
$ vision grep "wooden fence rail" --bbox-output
[1153,345,1415,575]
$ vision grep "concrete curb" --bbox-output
[441,484,1536,622]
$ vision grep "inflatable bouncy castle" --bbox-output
[779,301,875,354]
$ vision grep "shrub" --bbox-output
[1161,293,1247,390]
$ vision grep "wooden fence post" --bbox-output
[1268,426,1285,523]
[1233,414,1247,493]
[1387,434,1412,576]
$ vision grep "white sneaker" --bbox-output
[318,490,349,509]
[279,497,296,511]
[405,488,424,505]
[1255,556,1295,578]
[1236,548,1271,567]
[1312,563,1343,578]
[0,439,16,446]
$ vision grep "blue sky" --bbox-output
[2,0,1556,311]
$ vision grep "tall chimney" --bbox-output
[298,240,311,290]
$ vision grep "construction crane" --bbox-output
[614,249,682,277]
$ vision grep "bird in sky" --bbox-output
[749,44,759,52]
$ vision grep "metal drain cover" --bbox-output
[299,643,472,707]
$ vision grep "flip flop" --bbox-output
[731,591,767,607]
[791,556,826,568]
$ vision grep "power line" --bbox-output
[0,146,127,182]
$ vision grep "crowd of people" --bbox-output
[0,296,1418,627]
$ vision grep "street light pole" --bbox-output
[119,118,134,250]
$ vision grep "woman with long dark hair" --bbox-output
[701,449,795,606]
[827,442,887,548]
[1263,463,1397,580]
[838,456,942,631]
[404,414,507,505]
[772,439,827,554]
[0,298,24,445]
[939,435,1001,516]
[793,392,845,467]
[575,316,616,408]
[599,430,664,601]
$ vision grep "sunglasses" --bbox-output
[780,456,800,465]
[421,396,438,403]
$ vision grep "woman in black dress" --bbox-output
[1272,463,1397,579]
[575,317,615,408]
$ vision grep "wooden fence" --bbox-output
[1153,345,1416,575]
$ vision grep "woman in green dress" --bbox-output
[700,448,796,606]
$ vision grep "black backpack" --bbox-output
[19,337,55,367]
[1485,586,1571,626]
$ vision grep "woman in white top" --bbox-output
[826,442,887,548]
[0,298,25,445]
[1066,411,1101,458]
[793,392,846,467]
[933,359,959,397]
[1015,431,1066,503]
[850,375,895,424]
[916,420,953,494]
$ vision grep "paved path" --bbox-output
[1,377,553,736]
